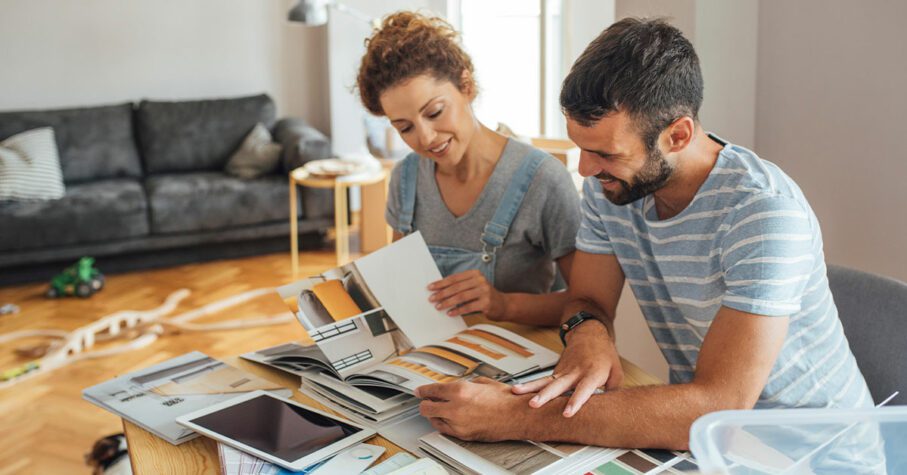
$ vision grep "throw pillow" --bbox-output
[0,127,65,201]
[225,123,283,179]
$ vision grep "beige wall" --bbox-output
[756,0,907,282]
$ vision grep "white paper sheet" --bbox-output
[355,232,467,348]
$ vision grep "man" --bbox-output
[414,18,875,453]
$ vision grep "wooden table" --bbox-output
[289,166,389,275]
[124,316,662,474]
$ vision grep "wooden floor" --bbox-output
[0,250,339,475]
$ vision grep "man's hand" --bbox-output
[427,270,508,320]
[512,319,623,417]
[415,378,528,441]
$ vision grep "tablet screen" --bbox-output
[187,394,362,462]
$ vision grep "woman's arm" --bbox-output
[429,251,575,327]
[494,251,574,326]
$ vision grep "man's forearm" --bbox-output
[519,383,731,450]
[561,296,616,339]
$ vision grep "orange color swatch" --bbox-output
[446,336,506,360]
[416,346,480,373]
[311,280,362,320]
[461,329,534,357]
[389,359,457,383]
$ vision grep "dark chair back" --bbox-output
[827,264,907,405]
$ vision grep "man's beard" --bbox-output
[597,146,674,206]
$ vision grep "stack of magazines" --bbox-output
[241,232,559,431]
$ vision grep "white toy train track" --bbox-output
[0,288,293,389]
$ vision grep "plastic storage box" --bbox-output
[690,406,907,474]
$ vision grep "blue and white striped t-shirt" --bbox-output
[577,139,873,410]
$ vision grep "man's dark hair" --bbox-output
[560,18,703,150]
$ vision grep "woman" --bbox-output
[356,12,580,326]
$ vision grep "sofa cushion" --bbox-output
[0,127,65,201]
[225,123,283,179]
[0,103,142,184]
[136,94,277,175]
[0,179,148,252]
[146,172,292,234]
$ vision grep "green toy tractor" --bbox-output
[46,257,105,298]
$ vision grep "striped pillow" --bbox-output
[0,127,65,201]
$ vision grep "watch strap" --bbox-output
[559,311,597,346]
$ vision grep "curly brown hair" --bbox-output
[357,11,476,116]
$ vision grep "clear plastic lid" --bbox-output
[689,406,907,474]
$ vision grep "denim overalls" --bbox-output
[396,149,545,285]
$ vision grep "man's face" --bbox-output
[567,111,674,205]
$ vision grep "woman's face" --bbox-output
[379,74,477,168]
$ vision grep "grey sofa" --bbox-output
[0,94,333,285]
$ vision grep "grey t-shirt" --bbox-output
[385,139,580,294]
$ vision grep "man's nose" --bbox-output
[577,152,603,178]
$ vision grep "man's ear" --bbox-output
[665,116,695,153]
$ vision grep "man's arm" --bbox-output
[526,307,788,448]
[512,250,626,415]
[418,306,789,449]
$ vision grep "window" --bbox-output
[453,0,566,138]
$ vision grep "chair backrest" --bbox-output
[827,264,907,405]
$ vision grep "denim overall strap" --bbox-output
[396,153,421,234]
[479,149,546,260]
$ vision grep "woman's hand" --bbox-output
[427,269,509,320]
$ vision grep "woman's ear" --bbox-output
[461,69,476,100]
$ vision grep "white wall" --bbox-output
[0,0,332,131]
[325,0,445,156]
[0,0,452,151]
[756,0,907,282]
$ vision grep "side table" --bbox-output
[289,166,389,276]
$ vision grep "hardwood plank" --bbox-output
[0,250,334,475]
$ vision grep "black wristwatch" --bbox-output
[559,311,598,346]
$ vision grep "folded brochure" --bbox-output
[83,351,291,445]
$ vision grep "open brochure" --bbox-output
[82,351,291,445]
[257,233,559,400]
